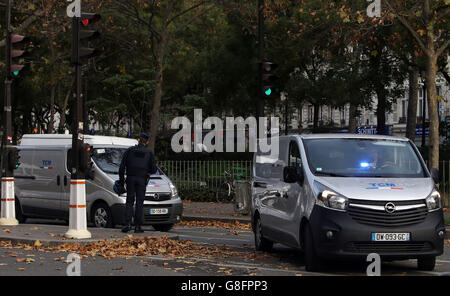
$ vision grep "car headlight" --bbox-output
[314,181,348,211]
[426,190,441,212]
[169,183,178,199]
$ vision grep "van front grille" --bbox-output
[347,199,427,227]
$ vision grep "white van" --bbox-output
[252,134,445,271]
[14,134,183,231]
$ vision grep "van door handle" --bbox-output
[254,182,268,188]
[64,176,68,186]
[57,175,60,186]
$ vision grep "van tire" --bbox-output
[92,202,114,228]
[417,257,435,271]
[254,217,273,252]
[15,198,27,224]
[304,225,323,272]
[153,224,174,232]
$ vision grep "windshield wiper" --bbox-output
[314,171,348,177]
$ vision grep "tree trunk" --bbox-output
[406,66,419,141]
[313,104,320,130]
[348,104,357,133]
[149,31,168,152]
[376,90,387,135]
[425,53,439,169]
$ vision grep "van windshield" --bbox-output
[92,147,162,175]
[303,138,426,178]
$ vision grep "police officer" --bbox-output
[119,133,157,233]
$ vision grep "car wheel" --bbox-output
[92,203,114,228]
[254,217,273,252]
[153,224,174,232]
[304,225,323,272]
[15,198,27,224]
[417,257,436,271]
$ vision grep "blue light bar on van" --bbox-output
[360,162,369,168]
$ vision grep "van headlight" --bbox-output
[314,182,348,211]
[426,190,441,212]
[169,183,178,199]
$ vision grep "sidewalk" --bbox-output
[0,224,178,247]
[182,201,251,224]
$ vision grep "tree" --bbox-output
[382,0,449,168]
[109,0,216,151]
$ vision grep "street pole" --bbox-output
[257,0,264,138]
[422,83,426,148]
[65,15,91,239]
[0,0,18,226]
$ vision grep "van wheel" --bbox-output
[153,224,174,232]
[417,257,436,271]
[254,217,273,252]
[304,225,323,272]
[15,198,27,224]
[92,203,114,228]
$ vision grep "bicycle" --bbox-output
[215,170,235,203]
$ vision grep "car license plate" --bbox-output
[150,208,168,215]
[371,233,410,242]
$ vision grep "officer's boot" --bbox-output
[134,225,144,233]
[121,224,132,233]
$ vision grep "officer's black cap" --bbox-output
[139,132,149,141]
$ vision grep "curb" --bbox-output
[182,215,251,224]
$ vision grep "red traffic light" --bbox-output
[80,13,101,26]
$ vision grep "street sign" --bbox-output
[415,125,429,137]
[355,126,390,135]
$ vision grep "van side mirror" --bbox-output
[430,168,439,184]
[283,166,304,184]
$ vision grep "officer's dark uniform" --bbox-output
[119,134,157,233]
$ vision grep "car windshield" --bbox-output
[92,147,162,175]
[303,138,426,178]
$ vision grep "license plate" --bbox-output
[149,208,168,215]
[371,233,410,242]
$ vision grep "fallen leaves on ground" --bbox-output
[0,236,271,261]
[178,220,251,231]
[2,228,11,233]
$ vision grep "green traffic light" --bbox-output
[265,88,272,96]
[13,71,19,76]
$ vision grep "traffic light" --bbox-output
[8,33,28,77]
[7,147,20,171]
[262,61,278,96]
[79,143,93,174]
[73,13,101,64]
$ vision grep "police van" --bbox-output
[14,134,183,231]
[252,134,445,271]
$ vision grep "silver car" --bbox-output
[252,134,444,271]
[14,134,183,231]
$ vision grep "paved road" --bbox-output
[1,218,448,276]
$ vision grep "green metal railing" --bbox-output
[158,160,450,207]
[158,160,253,190]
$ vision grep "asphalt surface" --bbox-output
[0,218,449,276]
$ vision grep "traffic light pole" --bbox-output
[257,0,264,137]
[65,16,91,239]
[0,0,18,226]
